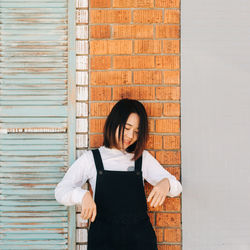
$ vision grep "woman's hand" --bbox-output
[81,191,97,222]
[147,178,170,207]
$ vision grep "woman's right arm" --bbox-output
[54,151,93,206]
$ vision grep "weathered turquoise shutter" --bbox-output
[0,0,76,249]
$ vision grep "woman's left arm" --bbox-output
[142,151,183,207]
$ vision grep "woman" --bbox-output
[55,98,182,250]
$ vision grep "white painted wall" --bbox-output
[181,1,250,249]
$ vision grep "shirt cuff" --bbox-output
[167,178,182,197]
[71,187,88,205]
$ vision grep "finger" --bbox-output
[82,208,89,220]
[153,195,163,207]
[147,188,157,202]
[91,206,97,222]
[81,208,87,219]
[150,192,161,207]
[159,195,166,206]
[85,208,92,220]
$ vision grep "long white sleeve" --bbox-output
[142,150,182,197]
[54,151,94,206]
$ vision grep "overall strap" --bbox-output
[92,149,104,172]
[135,155,143,172]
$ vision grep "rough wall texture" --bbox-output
[76,0,182,249]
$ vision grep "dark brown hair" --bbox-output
[103,98,149,160]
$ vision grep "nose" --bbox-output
[126,129,133,139]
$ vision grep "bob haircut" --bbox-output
[103,98,149,160]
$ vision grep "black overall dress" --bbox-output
[87,149,157,250]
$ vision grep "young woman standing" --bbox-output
[55,98,182,250]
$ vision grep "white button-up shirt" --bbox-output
[55,146,182,206]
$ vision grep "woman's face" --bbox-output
[115,113,140,150]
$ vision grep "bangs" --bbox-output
[103,99,148,160]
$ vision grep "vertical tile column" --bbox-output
[75,0,89,249]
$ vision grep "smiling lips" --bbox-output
[124,139,131,145]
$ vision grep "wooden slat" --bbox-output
[0,3,67,7]
[0,216,67,222]
[0,246,67,250]
[0,106,67,116]
[0,223,67,229]
[1,211,68,217]
[0,8,67,13]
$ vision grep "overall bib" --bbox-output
[87,149,157,250]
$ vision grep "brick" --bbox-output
[163,135,180,149]
[164,10,180,24]
[76,40,88,54]
[134,71,162,85]
[134,40,161,54]
[155,119,180,133]
[90,25,111,39]
[155,0,180,8]
[148,212,155,226]
[156,213,181,227]
[143,102,162,117]
[76,10,88,24]
[90,0,111,8]
[155,228,164,242]
[76,25,88,39]
[113,25,153,39]
[145,181,152,196]
[158,245,181,250]
[90,10,131,24]
[76,56,88,70]
[148,119,155,132]
[156,25,180,38]
[133,10,162,23]
[113,56,154,69]
[148,150,155,157]
[164,228,181,242]
[90,119,106,133]
[156,87,180,100]
[76,0,88,8]
[91,71,132,85]
[90,134,104,148]
[165,167,181,180]
[76,134,88,148]
[113,86,155,100]
[164,197,181,211]
[90,56,111,70]
[156,56,179,69]
[76,102,88,117]
[162,40,180,54]
[113,0,154,8]
[163,71,180,84]
[91,87,112,101]
[90,40,132,55]
[146,135,162,149]
[90,102,115,116]
[163,103,180,117]
[76,118,88,133]
[156,151,181,165]
[76,72,88,86]
[76,86,88,101]
[149,197,181,212]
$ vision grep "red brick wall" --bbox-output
[89,0,181,248]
